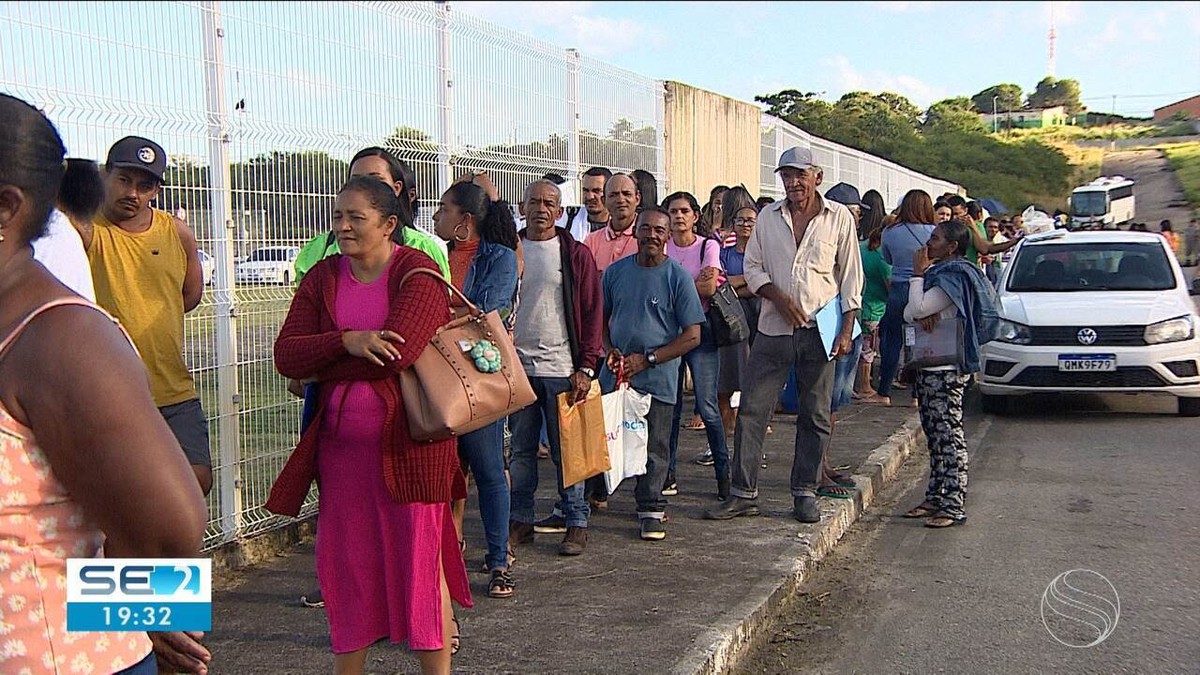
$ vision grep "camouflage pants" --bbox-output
[915,369,971,520]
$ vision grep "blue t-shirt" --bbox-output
[719,246,745,276]
[880,222,936,284]
[600,255,705,405]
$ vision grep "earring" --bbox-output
[453,223,469,243]
[0,227,5,243]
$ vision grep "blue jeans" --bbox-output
[509,376,590,528]
[876,282,910,398]
[831,334,864,412]
[669,327,730,482]
[457,419,511,571]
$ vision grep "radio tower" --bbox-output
[1047,1,1057,76]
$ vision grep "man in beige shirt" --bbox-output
[705,146,862,524]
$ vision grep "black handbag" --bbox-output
[700,238,750,347]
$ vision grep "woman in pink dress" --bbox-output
[268,175,471,675]
[0,94,210,674]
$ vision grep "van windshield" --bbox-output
[1071,192,1107,217]
[1007,242,1175,292]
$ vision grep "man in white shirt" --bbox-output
[705,147,863,525]
[32,159,104,300]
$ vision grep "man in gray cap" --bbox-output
[705,147,863,524]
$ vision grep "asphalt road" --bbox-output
[1101,149,1193,230]
[741,391,1200,674]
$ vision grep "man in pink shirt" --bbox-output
[583,173,640,273]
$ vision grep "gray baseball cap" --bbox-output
[775,146,815,172]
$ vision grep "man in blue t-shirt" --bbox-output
[600,207,705,542]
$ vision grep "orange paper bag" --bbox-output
[557,380,610,487]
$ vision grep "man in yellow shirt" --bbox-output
[73,136,212,496]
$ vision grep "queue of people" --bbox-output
[5,85,1001,674]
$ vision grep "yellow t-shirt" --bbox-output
[89,208,196,407]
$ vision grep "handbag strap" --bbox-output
[398,266,483,317]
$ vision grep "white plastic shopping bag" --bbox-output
[601,382,652,493]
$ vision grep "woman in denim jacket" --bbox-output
[433,176,520,599]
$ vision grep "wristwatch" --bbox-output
[645,350,658,368]
[580,367,596,379]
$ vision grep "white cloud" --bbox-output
[1096,8,1170,47]
[453,1,661,58]
[821,55,947,108]
[1040,1,1085,26]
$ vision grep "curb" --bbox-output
[676,414,925,675]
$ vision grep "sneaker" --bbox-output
[639,518,666,541]
[793,495,821,524]
[299,588,324,608]
[694,447,714,466]
[558,527,588,556]
[661,472,678,496]
[509,520,534,545]
[533,514,567,534]
[703,497,760,520]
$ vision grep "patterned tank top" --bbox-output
[0,298,153,673]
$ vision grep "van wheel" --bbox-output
[1178,397,1200,417]
[981,394,1011,415]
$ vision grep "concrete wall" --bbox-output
[663,81,761,199]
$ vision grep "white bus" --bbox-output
[1069,176,1135,230]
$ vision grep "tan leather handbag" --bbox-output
[397,267,536,441]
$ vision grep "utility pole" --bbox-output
[993,95,999,134]
[1110,94,1117,151]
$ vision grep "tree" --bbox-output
[1027,77,1084,115]
[383,125,442,207]
[922,97,986,135]
[754,89,836,137]
[970,84,1023,113]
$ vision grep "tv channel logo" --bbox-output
[66,559,212,632]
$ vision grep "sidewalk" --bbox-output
[206,397,921,674]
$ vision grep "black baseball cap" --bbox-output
[825,182,869,210]
[105,136,167,183]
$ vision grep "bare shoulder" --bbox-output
[172,215,199,246]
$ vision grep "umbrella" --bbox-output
[979,198,1009,215]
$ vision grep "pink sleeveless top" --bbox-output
[0,298,153,673]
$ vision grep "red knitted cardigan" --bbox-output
[265,248,466,517]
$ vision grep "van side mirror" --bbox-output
[1191,278,1200,296]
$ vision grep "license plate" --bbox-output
[1058,354,1116,372]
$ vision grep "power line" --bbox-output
[1079,91,1199,101]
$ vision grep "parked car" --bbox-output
[979,230,1200,416]
[235,246,300,286]
[198,249,215,286]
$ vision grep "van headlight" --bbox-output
[996,319,1033,345]
[1144,316,1195,345]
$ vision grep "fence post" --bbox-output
[436,0,454,196]
[201,0,243,544]
[566,48,580,185]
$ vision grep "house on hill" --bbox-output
[980,105,1069,130]
[1153,94,1200,122]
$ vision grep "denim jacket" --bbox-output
[462,238,519,327]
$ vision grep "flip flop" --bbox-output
[816,485,854,499]
[924,512,966,528]
[827,470,856,488]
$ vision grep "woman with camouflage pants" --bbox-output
[899,219,998,528]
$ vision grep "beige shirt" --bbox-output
[744,196,863,337]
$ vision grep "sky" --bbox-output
[455,0,1200,117]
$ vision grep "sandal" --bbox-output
[924,512,966,528]
[683,418,705,430]
[816,485,854,499]
[450,616,461,655]
[488,569,515,599]
[903,502,940,518]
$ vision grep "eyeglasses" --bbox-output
[733,217,757,226]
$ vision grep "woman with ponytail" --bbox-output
[433,172,520,599]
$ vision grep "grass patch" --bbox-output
[1163,142,1200,212]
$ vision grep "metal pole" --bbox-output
[200,0,242,543]
[436,1,454,196]
[566,48,581,188]
[993,95,998,134]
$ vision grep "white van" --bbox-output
[235,246,300,286]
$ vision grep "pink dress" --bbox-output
[316,255,471,654]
